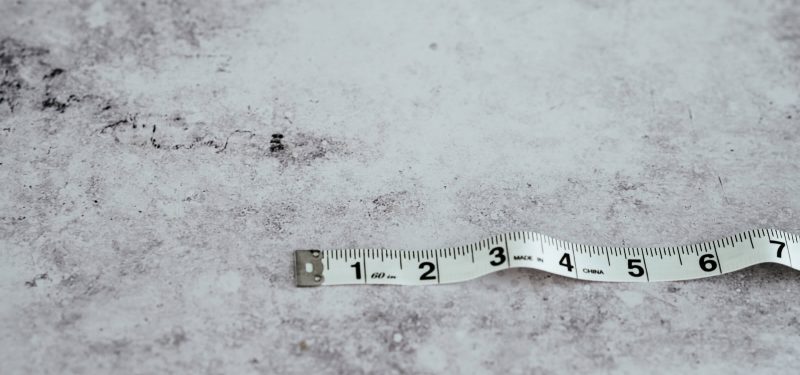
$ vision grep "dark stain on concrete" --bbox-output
[0,38,89,116]
[0,38,48,113]
[24,272,49,287]
[41,93,79,113]
[368,191,420,215]
[42,68,64,80]
[97,113,357,167]
[270,133,285,152]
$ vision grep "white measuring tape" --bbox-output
[295,229,798,286]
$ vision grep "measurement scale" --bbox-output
[295,229,798,286]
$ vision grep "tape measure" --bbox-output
[295,229,798,286]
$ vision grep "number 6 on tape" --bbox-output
[294,229,798,286]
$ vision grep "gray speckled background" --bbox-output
[1,1,799,374]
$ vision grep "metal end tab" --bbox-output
[295,250,324,287]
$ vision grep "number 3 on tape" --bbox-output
[294,229,798,286]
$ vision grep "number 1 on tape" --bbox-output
[294,229,798,286]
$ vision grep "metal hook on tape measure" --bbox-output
[292,229,800,286]
[295,250,325,287]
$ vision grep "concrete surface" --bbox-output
[1,0,799,374]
